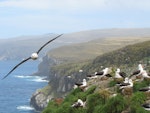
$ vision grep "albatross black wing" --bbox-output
[132,70,140,75]
[36,34,63,54]
[119,72,127,78]
[139,87,150,92]
[2,57,31,79]
[75,82,83,86]
[119,82,130,86]
[95,71,104,75]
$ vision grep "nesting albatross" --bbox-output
[2,34,63,79]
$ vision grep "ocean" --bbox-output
[0,60,48,113]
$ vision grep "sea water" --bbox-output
[0,60,48,113]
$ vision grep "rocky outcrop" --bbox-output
[30,69,87,111]
[30,89,53,112]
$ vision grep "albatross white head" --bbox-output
[82,79,87,86]
[103,67,109,75]
[116,68,120,73]
[31,53,38,60]
[138,64,144,71]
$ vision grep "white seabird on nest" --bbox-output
[119,79,133,89]
[2,34,63,79]
[71,99,86,108]
[74,79,87,88]
[131,64,144,77]
[95,67,110,77]
[86,73,98,79]
[141,70,150,79]
[115,68,127,79]
[142,103,150,111]
[117,77,129,84]
[139,84,150,92]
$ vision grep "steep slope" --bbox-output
[42,79,150,113]
[30,40,150,111]
[47,36,150,62]
[50,40,150,78]
[35,37,150,77]
[56,40,150,90]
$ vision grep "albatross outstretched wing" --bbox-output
[2,34,62,79]
[36,34,63,54]
[2,57,31,79]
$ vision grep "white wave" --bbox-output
[14,75,33,79]
[14,75,48,83]
[29,78,49,83]
[17,105,34,111]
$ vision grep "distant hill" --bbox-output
[34,28,150,77]
[0,33,97,60]
[47,36,150,62]
[1,28,150,60]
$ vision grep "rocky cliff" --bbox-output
[30,40,150,112]
[30,68,87,111]
[31,55,56,78]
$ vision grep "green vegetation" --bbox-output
[42,86,96,113]
[130,92,148,113]
[48,36,150,63]
[42,40,150,113]
[43,80,150,113]
[50,61,89,77]
[49,40,150,78]
[37,85,52,96]
[133,80,150,92]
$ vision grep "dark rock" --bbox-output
[30,90,52,112]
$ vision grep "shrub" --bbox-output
[133,81,150,92]
[97,94,128,113]
[86,92,106,113]
[130,92,150,113]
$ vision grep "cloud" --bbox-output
[0,0,51,10]
[0,0,150,38]
[0,0,150,11]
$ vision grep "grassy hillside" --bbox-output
[42,40,150,113]
[47,37,150,63]
[87,40,150,73]
[49,40,150,78]
[42,77,150,113]
[32,40,150,113]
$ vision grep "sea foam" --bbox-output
[17,105,34,111]
[14,75,48,83]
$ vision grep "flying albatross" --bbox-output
[2,34,63,79]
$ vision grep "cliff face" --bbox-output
[30,59,87,111]
[32,56,56,77]
[30,40,150,111]
[30,74,86,111]
[30,90,49,111]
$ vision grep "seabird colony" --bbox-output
[72,64,150,110]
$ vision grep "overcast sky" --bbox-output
[0,0,150,39]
